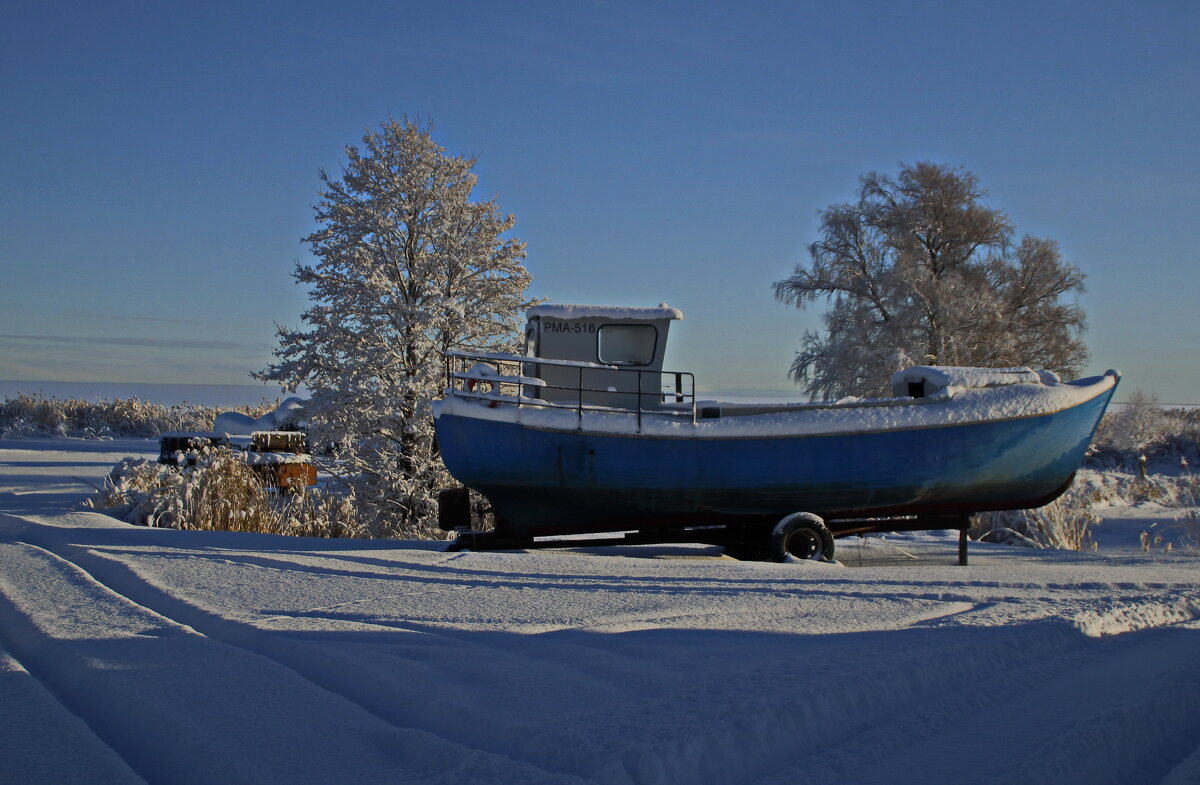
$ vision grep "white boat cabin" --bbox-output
[523,303,683,410]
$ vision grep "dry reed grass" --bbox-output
[972,486,1100,551]
[89,446,360,538]
[1,394,277,439]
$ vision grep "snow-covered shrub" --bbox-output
[1178,510,1200,556]
[1089,397,1200,470]
[0,394,278,439]
[972,486,1099,551]
[1168,474,1200,556]
[1135,474,1200,556]
[273,484,361,538]
[0,394,69,436]
[1098,390,1168,453]
[88,447,360,537]
[89,456,191,526]
[1075,466,1198,508]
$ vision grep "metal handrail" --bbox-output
[444,350,697,432]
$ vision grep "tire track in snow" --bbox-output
[61,545,596,781]
[0,521,585,785]
[0,638,148,785]
[0,510,610,780]
[564,620,1093,785]
[489,596,1200,783]
[754,620,1200,785]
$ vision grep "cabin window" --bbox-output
[597,324,657,365]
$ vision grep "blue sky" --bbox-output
[2,0,1197,401]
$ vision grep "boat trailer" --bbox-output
[437,486,974,565]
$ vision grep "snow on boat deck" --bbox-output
[2,437,1200,785]
[434,371,1118,438]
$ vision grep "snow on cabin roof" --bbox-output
[526,303,684,321]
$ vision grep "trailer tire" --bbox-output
[771,513,834,562]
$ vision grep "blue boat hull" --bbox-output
[435,382,1116,538]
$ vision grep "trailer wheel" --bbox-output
[771,513,834,562]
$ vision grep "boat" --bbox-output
[432,304,1119,561]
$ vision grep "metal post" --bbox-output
[690,373,697,423]
[958,528,969,566]
[577,366,584,429]
[636,371,643,433]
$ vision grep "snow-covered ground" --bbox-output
[2,438,1200,785]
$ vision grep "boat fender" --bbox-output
[464,377,501,407]
[464,363,501,408]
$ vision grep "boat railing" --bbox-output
[443,350,697,431]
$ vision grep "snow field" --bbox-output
[3,438,1200,784]
[0,639,145,785]
[0,520,579,785]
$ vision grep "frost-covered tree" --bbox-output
[257,118,533,537]
[774,163,1088,399]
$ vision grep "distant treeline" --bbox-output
[0,394,276,439]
